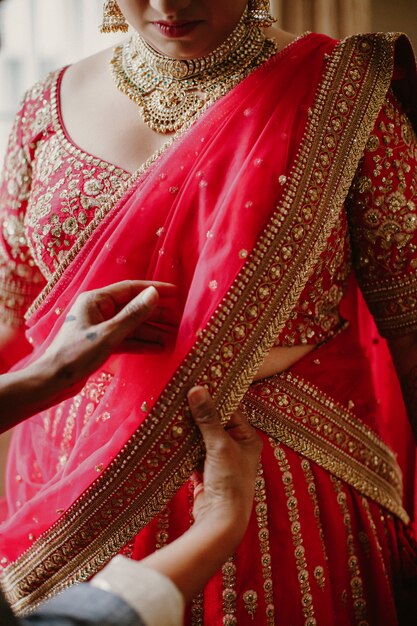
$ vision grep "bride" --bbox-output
[0,1,416,623]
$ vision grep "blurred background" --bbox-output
[0,0,416,158]
[0,0,124,158]
[0,0,416,493]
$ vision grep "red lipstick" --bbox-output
[152,20,201,38]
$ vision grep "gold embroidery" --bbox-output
[190,593,204,626]
[0,264,44,326]
[25,74,130,279]
[4,34,403,615]
[0,81,47,323]
[188,484,204,626]
[57,395,79,469]
[348,91,417,337]
[242,589,258,620]
[332,478,369,625]
[254,464,275,624]
[277,219,351,347]
[155,507,170,550]
[271,441,316,625]
[300,458,329,581]
[360,496,389,583]
[313,566,326,591]
[118,540,135,559]
[243,370,408,524]
[222,557,237,626]
[39,372,114,471]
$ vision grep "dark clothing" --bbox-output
[1,585,143,626]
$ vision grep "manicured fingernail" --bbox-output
[140,286,158,306]
[187,386,209,407]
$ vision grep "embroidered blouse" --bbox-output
[0,70,416,342]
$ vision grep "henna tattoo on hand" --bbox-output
[86,332,98,341]
[400,364,417,441]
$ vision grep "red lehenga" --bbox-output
[0,32,416,624]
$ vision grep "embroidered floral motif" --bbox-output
[0,70,130,323]
[301,458,329,578]
[222,558,238,625]
[254,465,275,624]
[27,153,126,275]
[348,91,417,337]
[271,441,317,624]
[331,478,369,625]
[277,220,350,347]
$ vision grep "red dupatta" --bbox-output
[1,32,413,614]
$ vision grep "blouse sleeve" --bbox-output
[347,90,417,339]
[0,92,46,327]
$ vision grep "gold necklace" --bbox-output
[110,13,277,134]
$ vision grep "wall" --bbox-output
[371,0,417,50]
[270,0,416,47]
[270,0,371,36]
[0,0,124,158]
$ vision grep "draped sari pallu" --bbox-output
[1,33,417,621]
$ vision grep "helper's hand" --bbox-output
[0,281,177,432]
[136,388,262,602]
[188,386,262,543]
[40,280,177,386]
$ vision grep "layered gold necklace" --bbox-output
[110,12,277,133]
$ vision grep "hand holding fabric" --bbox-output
[0,280,177,432]
[188,386,262,540]
[138,387,262,603]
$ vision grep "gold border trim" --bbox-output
[243,371,409,524]
[4,34,401,614]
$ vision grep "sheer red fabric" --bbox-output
[0,33,335,561]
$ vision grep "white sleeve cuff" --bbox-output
[91,555,185,626]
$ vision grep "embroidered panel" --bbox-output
[0,70,131,324]
[348,90,417,337]
[331,478,370,625]
[243,371,408,524]
[253,464,275,624]
[271,441,317,624]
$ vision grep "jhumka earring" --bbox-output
[246,0,276,28]
[100,0,129,33]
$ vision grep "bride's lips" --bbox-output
[152,20,202,38]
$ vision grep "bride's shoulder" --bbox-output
[62,45,115,94]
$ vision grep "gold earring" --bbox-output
[246,0,276,28]
[100,0,129,33]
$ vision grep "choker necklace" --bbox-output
[110,12,277,134]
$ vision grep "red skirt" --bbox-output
[131,325,417,625]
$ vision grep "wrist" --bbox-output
[140,514,245,603]
[1,357,67,426]
[193,499,251,538]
